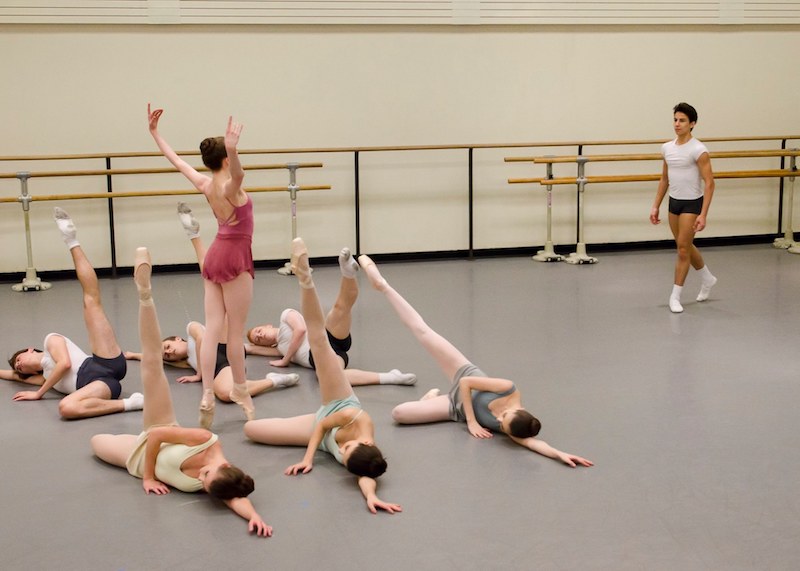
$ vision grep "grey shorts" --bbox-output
[447,363,487,422]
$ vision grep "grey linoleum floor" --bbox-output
[1,245,799,571]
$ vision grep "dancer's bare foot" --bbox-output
[357,255,387,291]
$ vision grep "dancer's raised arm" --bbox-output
[147,104,210,193]
[222,116,245,202]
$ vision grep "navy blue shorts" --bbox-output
[669,196,703,216]
[213,343,247,378]
[309,331,352,370]
[76,353,127,399]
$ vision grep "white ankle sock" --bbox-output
[53,207,79,250]
[177,202,200,239]
[669,285,684,313]
[339,247,359,279]
[123,392,144,411]
[697,265,713,282]
[267,372,300,388]
[696,274,717,302]
[378,369,417,385]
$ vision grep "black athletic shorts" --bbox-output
[308,331,352,370]
[76,353,127,399]
[668,196,703,216]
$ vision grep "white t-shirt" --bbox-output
[41,333,89,394]
[186,322,201,372]
[277,308,311,368]
[662,137,709,200]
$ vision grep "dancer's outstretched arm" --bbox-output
[1,369,42,386]
[458,376,515,440]
[358,477,402,515]
[147,104,210,193]
[175,321,204,383]
[510,436,594,468]
[222,116,245,201]
[223,497,272,537]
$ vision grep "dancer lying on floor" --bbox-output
[358,255,593,469]
[244,239,402,514]
[2,208,142,419]
[91,247,271,537]
[125,203,299,405]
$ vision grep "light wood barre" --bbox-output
[505,150,800,164]
[0,185,331,203]
[0,162,324,180]
[528,169,796,185]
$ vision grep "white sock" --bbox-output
[267,372,299,388]
[669,285,684,313]
[696,272,717,302]
[53,207,79,250]
[122,392,144,411]
[378,369,417,385]
[339,247,359,279]
[177,202,200,239]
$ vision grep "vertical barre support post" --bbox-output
[533,158,563,262]
[11,172,52,292]
[564,156,598,265]
[773,151,798,250]
[277,162,300,276]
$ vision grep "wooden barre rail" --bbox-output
[506,149,800,164]
[518,169,796,186]
[0,162,323,180]
[3,135,800,162]
[0,185,331,204]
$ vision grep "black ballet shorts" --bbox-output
[308,331,352,370]
[76,353,127,399]
[213,343,247,378]
[669,196,703,216]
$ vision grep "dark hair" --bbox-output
[507,410,541,439]
[673,102,698,125]
[199,136,227,171]
[207,465,254,500]
[9,348,42,379]
[345,444,387,479]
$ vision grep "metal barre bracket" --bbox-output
[11,172,52,292]
[277,163,304,276]
[773,152,798,251]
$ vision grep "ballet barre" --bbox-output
[506,149,799,264]
[2,162,330,292]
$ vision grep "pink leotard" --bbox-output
[201,195,255,284]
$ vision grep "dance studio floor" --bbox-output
[1,244,798,571]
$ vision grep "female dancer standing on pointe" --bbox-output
[358,255,593,468]
[148,104,254,427]
[244,239,402,514]
[91,248,271,537]
[650,102,717,313]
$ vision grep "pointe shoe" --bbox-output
[199,389,216,429]
[133,247,153,300]
[229,383,255,421]
[290,238,314,288]
[357,255,387,291]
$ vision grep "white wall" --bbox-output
[1,24,799,273]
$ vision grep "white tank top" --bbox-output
[277,309,311,368]
[41,333,89,394]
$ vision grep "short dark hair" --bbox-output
[508,410,541,439]
[345,443,387,479]
[199,136,227,171]
[8,348,41,379]
[673,102,698,124]
[207,465,254,500]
